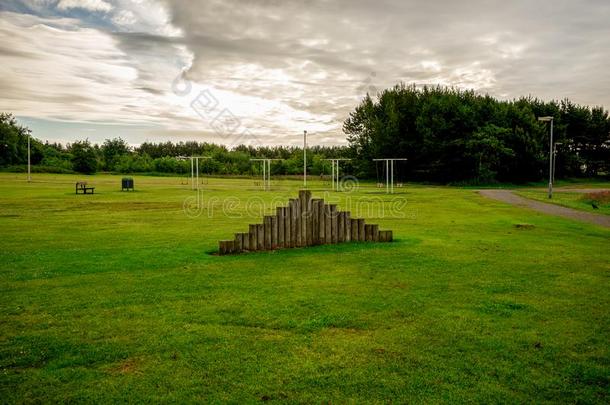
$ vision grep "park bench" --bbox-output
[75,181,95,194]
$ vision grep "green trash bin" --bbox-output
[121,177,134,191]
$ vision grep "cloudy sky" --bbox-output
[1,0,609,147]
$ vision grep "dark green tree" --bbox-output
[344,84,610,183]
[0,113,44,166]
[70,140,98,174]
[101,137,130,171]
[465,125,514,182]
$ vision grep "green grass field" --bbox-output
[516,189,610,216]
[1,173,609,403]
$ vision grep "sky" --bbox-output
[1,0,609,147]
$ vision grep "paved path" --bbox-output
[479,189,610,228]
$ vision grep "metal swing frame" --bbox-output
[373,158,408,194]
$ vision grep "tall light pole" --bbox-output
[303,130,307,188]
[538,116,554,199]
[553,142,562,185]
[27,131,31,183]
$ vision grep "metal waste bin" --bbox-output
[121,177,134,191]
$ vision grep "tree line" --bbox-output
[2,84,608,183]
[0,113,348,176]
[344,85,610,183]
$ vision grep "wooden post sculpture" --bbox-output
[218,190,394,255]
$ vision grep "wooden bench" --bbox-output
[75,181,95,194]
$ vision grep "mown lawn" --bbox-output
[1,173,609,403]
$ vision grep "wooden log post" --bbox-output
[345,212,351,242]
[234,233,243,253]
[317,200,325,245]
[257,223,264,250]
[264,216,272,250]
[337,211,345,243]
[299,190,311,247]
[381,230,393,242]
[219,240,235,255]
[351,218,359,241]
[306,197,313,246]
[285,204,292,248]
[330,205,338,244]
[358,219,366,242]
[311,199,319,245]
[371,224,379,242]
[364,224,372,241]
[387,230,393,242]
[292,199,300,247]
[271,216,278,249]
[298,191,305,247]
[249,224,258,251]
[277,207,285,248]
[235,232,248,252]
[241,232,248,251]
[239,232,248,251]
[324,204,332,244]
[306,191,312,239]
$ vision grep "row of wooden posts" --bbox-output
[218,190,393,255]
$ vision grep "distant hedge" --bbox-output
[0,165,74,174]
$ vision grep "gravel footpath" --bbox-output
[479,189,610,228]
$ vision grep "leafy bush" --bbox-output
[0,165,74,174]
[40,156,73,171]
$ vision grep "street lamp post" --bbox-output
[27,131,31,183]
[553,142,562,185]
[303,130,307,188]
[538,116,554,199]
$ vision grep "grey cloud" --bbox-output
[161,0,610,107]
[1,0,609,145]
